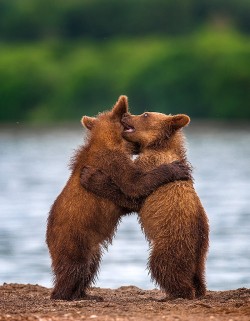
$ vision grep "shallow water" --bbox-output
[0,123,250,290]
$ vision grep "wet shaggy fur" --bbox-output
[81,112,209,299]
[46,97,191,301]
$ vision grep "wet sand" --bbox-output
[0,283,250,321]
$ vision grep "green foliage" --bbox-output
[0,31,249,122]
[0,0,249,122]
[128,31,250,119]
[0,45,55,121]
[0,0,249,41]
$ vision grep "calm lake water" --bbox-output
[0,122,250,291]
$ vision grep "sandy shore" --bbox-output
[0,283,250,321]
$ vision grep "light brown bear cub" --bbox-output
[81,111,209,300]
[46,97,190,301]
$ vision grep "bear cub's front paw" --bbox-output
[171,161,192,181]
[80,166,106,188]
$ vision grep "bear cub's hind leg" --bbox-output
[51,247,102,301]
[149,244,196,300]
[51,261,87,300]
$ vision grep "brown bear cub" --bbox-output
[81,111,209,300]
[46,97,191,301]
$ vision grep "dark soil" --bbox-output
[0,283,250,321]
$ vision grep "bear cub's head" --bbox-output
[121,112,190,149]
[81,95,130,147]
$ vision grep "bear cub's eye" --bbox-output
[143,113,148,117]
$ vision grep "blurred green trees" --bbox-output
[1,0,250,40]
[0,0,249,122]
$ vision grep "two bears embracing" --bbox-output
[46,96,209,301]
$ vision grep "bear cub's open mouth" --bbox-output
[121,119,135,133]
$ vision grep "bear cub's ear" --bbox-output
[171,114,190,129]
[81,116,96,130]
[111,95,129,119]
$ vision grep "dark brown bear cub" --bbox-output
[46,97,191,301]
[81,111,209,300]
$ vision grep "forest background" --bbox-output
[0,0,249,123]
